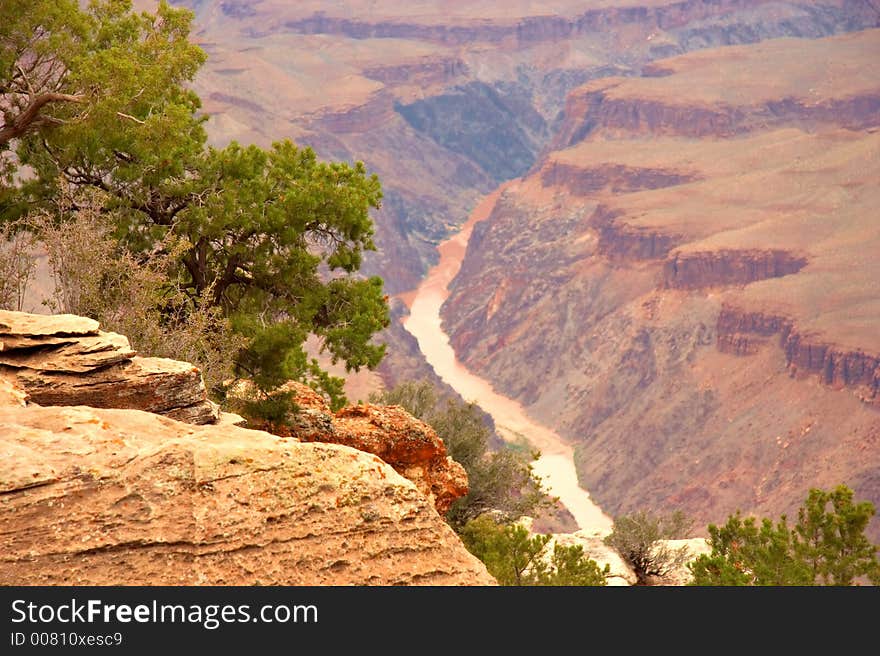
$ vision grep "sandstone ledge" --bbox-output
[716,304,880,405]
[0,310,218,425]
[0,404,495,586]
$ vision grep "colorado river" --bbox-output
[401,187,613,536]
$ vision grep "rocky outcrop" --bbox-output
[541,161,699,196]
[641,62,675,77]
[0,402,494,585]
[591,205,681,261]
[0,312,493,586]
[716,304,880,404]
[764,93,880,130]
[0,311,218,424]
[248,382,468,515]
[363,57,468,85]
[333,404,469,515]
[785,329,880,404]
[0,312,134,370]
[554,82,880,147]
[715,305,794,355]
[663,249,808,289]
[283,14,509,46]
[310,90,397,135]
[557,88,880,143]
[207,91,264,114]
[554,81,745,146]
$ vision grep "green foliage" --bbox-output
[689,485,880,586]
[545,541,611,587]
[793,485,880,585]
[231,388,299,427]
[1,0,89,154]
[2,0,389,408]
[6,0,207,216]
[375,379,438,420]
[371,380,551,529]
[460,515,608,586]
[460,516,547,585]
[604,510,693,585]
[688,514,811,586]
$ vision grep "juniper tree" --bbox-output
[2,0,389,407]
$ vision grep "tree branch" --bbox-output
[116,111,145,125]
[0,91,83,145]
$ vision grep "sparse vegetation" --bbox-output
[371,379,552,530]
[22,189,247,395]
[371,380,604,585]
[604,510,693,585]
[0,220,34,311]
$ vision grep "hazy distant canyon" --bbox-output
[160,1,880,537]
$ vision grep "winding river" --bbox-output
[401,187,613,536]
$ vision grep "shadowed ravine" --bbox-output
[401,188,613,536]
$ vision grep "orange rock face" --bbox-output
[255,383,469,515]
[334,403,469,515]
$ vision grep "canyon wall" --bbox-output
[164,0,879,394]
[716,304,880,403]
[442,29,880,538]
[128,3,880,535]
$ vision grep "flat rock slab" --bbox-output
[0,311,99,337]
[0,311,218,426]
[11,356,219,424]
[0,331,136,372]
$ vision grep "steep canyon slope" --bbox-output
[442,29,880,537]
[157,0,880,393]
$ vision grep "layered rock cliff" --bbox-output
[161,0,879,395]
[0,311,492,585]
[551,31,880,147]
[0,311,219,425]
[281,1,879,48]
[663,249,808,289]
[716,305,880,405]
